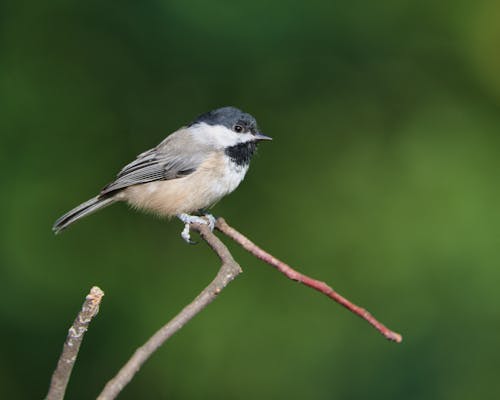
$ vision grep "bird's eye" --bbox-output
[233,124,244,133]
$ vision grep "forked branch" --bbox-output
[97,223,242,400]
[49,217,401,400]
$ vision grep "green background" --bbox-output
[1,0,500,398]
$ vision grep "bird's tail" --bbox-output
[52,195,116,234]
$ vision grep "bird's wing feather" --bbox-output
[100,128,211,195]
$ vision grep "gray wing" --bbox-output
[100,128,211,195]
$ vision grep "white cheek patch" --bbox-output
[237,133,255,144]
[192,123,254,147]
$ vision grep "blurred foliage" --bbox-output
[1,0,500,399]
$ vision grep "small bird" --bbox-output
[53,106,271,242]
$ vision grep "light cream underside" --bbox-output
[121,152,248,217]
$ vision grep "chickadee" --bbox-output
[53,106,271,242]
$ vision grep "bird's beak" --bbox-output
[254,132,273,141]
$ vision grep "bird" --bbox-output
[52,106,272,243]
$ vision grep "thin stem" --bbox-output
[46,286,105,400]
[216,218,402,343]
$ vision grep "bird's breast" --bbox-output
[210,155,249,198]
[124,153,248,216]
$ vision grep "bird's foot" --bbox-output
[177,213,216,244]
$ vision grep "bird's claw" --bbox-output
[181,223,197,244]
[204,214,216,231]
[178,213,216,244]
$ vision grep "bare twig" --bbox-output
[67,217,399,399]
[46,286,104,400]
[216,218,402,343]
[97,223,242,400]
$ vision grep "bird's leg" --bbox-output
[177,213,215,244]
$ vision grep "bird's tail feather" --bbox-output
[53,195,116,234]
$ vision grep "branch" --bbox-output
[92,216,399,398]
[46,286,104,400]
[216,218,402,343]
[97,223,242,400]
